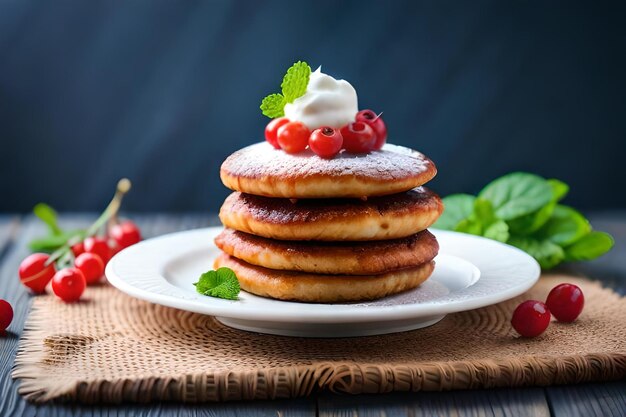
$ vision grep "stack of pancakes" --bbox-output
[214,142,443,303]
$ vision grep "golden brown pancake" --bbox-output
[220,142,437,199]
[219,187,443,241]
[215,228,439,275]
[214,253,435,302]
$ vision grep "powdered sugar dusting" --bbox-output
[221,142,434,181]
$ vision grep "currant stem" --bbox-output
[86,178,131,236]
[45,179,132,267]
[56,250,74,269]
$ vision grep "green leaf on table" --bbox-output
[536,205,590,246]
[507,236,565,269]
[454,217,483,236]
[507,178,569,235]
[434,171,613,269]
[28,235,68,252]
[194,267,240,300]
[473,198,498,225]
[451,199,509,242]
[28,230,85,252]
[432,194,475,230]
[507,203,554,235]
[483,220,509,242]
[33,203,62,235]
[547,178,569,201]
[478,172,553,220]
[564,231,614,261]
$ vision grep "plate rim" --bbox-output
[106,227,540,323]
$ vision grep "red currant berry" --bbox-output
[309,127,343,158]
[84,236,112,264]
[51,267,86,303]
[71,241,85,257]
[18,253,56,293]
[110,242,122,256]
[265,117,290,149]
[546,283,584,322]
[110,221,141,250]
[277,121,310,154]
[74,253,105,285]
[340,122,376,153]
[511,300,551,337]
[356,109,387,150]
[0,299,13,331]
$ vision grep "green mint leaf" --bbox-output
[536,205,590,246]
[438,172,613,269]
[507,236,565,269]
[507,203,555,235]
[453,199,509,242]
[478,172,553,220]
[473,198,497,225]
[33,203,62,235]
[564,231,614,261]
[547,179,569,202]
[281,61,311,103]
[260,61,311,118]
[484,220,509,242]
[260,94,285,118]
[194,267,240,300]
[454,218,483,235]
[432,194,475,230]
[507,179,567,235]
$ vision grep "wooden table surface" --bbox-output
[0,213,624,417]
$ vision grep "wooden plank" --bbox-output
[25,398,316,417]
[0,214,315,417]
[546,381,626,417]
[318,388,551,417]
[0,215,19,256]
[0,215,42,417]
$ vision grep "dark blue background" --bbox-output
[1,0,624,213]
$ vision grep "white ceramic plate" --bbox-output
[106,227,540,338]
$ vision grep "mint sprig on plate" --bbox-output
[433,172,614,269]
[260,61,311,118]
[194,267,241,300]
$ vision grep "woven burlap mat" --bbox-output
[12,274,626,404]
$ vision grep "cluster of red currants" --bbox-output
[17,221,141,303]
[511,283,585,337]
[265,109,388,158]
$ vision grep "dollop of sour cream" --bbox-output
[284,67,358,130]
